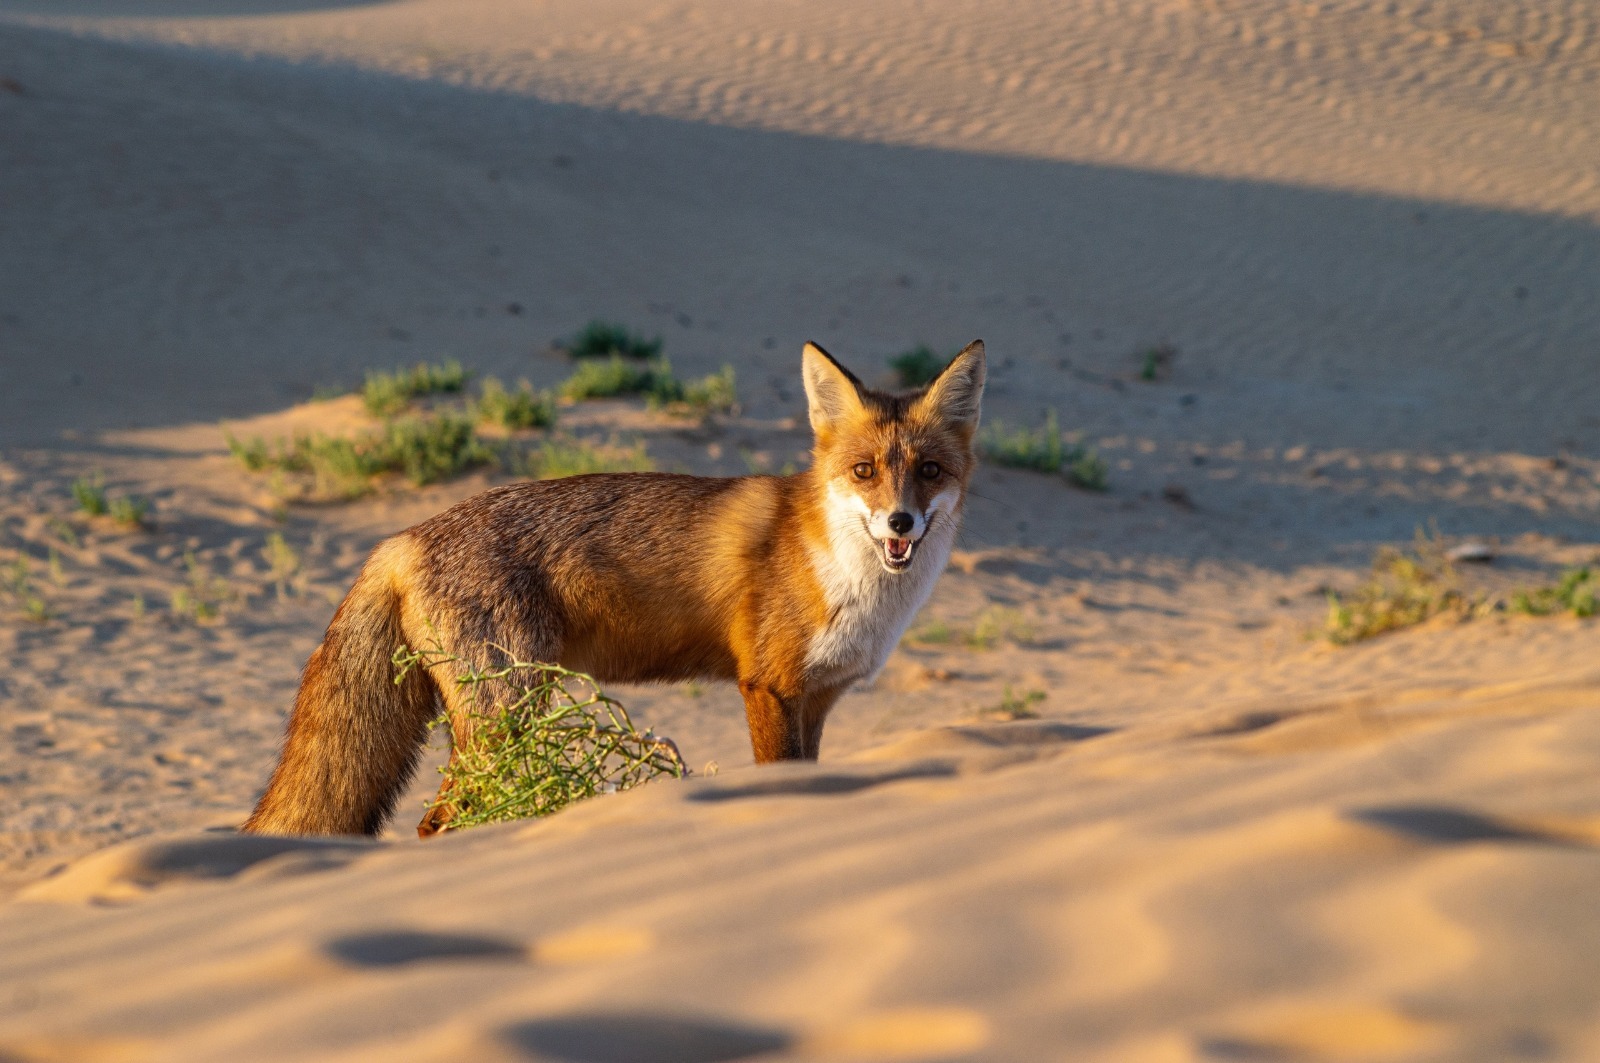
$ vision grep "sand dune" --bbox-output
[1,0,1598,1058]
[9,667,1600,1060]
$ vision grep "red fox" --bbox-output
[242,340,986,836]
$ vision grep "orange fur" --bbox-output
[242,341,985,836]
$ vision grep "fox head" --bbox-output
[802,339,986,575]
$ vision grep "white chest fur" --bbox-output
[803,487,957,686]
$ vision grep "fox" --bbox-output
[242,339,986,837]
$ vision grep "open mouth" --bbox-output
[880,536,918,572]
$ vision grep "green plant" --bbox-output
[5,557,28,597]
[559,355,679,402]
[906,618,953,645]
[1323,533,1483,644]
[227,415,494,500]
[888,345,945,387]
[1511,567,1597,619]
[904,607,1033,650]
[520,437,655,479]
[383,415,493,486]
[1065,449,1110,492]
[562,320,663,361]
[649,366,738,419]
[225,432,272,472]
[473,377,557,430]
[108,495,150,529]
[47,519,80,548]
[70,472,149,527]
[264,532,300,599]
[392,641,685,831]
[362,359,469,417]
[687,365,738,416]
[967,606,1035,650]
[3,557,49,622]
[286,434,382,499]
[980,410,1108,490]
[1138,343,1176,382]
[228,432,371,500]
[171,551,232,622]
[71,474,108,516]
[978,686,1046,721]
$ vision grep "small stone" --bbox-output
[1445,542,1496,564]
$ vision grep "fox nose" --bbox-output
[887,511,914,536]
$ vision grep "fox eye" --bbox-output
[852,462,874,480]
[919,461,941,479]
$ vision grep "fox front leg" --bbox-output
[738,681,805,762]
[738,681,848,762]
[798,684,847,760]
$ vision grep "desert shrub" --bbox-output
[263,532,301,600]
[649,365,739,419]
[474,377,557,430]
[520,437,655,479]
[553,355,733,417]
[1325,538,1597,645]
[967,605,1036,649]
[889,345,945,387]
[225,414,493,500]
[362,359,469,417]
[1064,449,1110,491]
[71,474,108,516]
[108,496,150,529]
[383,415,492,486]
[1323,534,1481,644]
[977,686,1046,722]
[562,320,663,361]
[558,355,679,402]
[980,412,1066,472]
[290,434,384,498]
[906,618,953,645]
[1138,343,1177,381]
[980,410,1108,490]
[3,557,49,622]
[1511,567,1597,618]
[71,473,149,527]
[225,432,272,472]
[392,641,686,831]
[907,606,1034,650]
[171,551,232,622]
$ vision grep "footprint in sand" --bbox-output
[322,929,526,969]
[498,1012,789,1063]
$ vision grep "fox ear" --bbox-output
[916,339,986,432]
[802,341,867,436]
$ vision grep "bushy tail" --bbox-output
[243,541,437,836]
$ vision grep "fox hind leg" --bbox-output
[414,628,559,836]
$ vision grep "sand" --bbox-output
[1,0,1598,1058]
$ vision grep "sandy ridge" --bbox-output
[6,666,1600,1060]
[6,0,1598,220]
